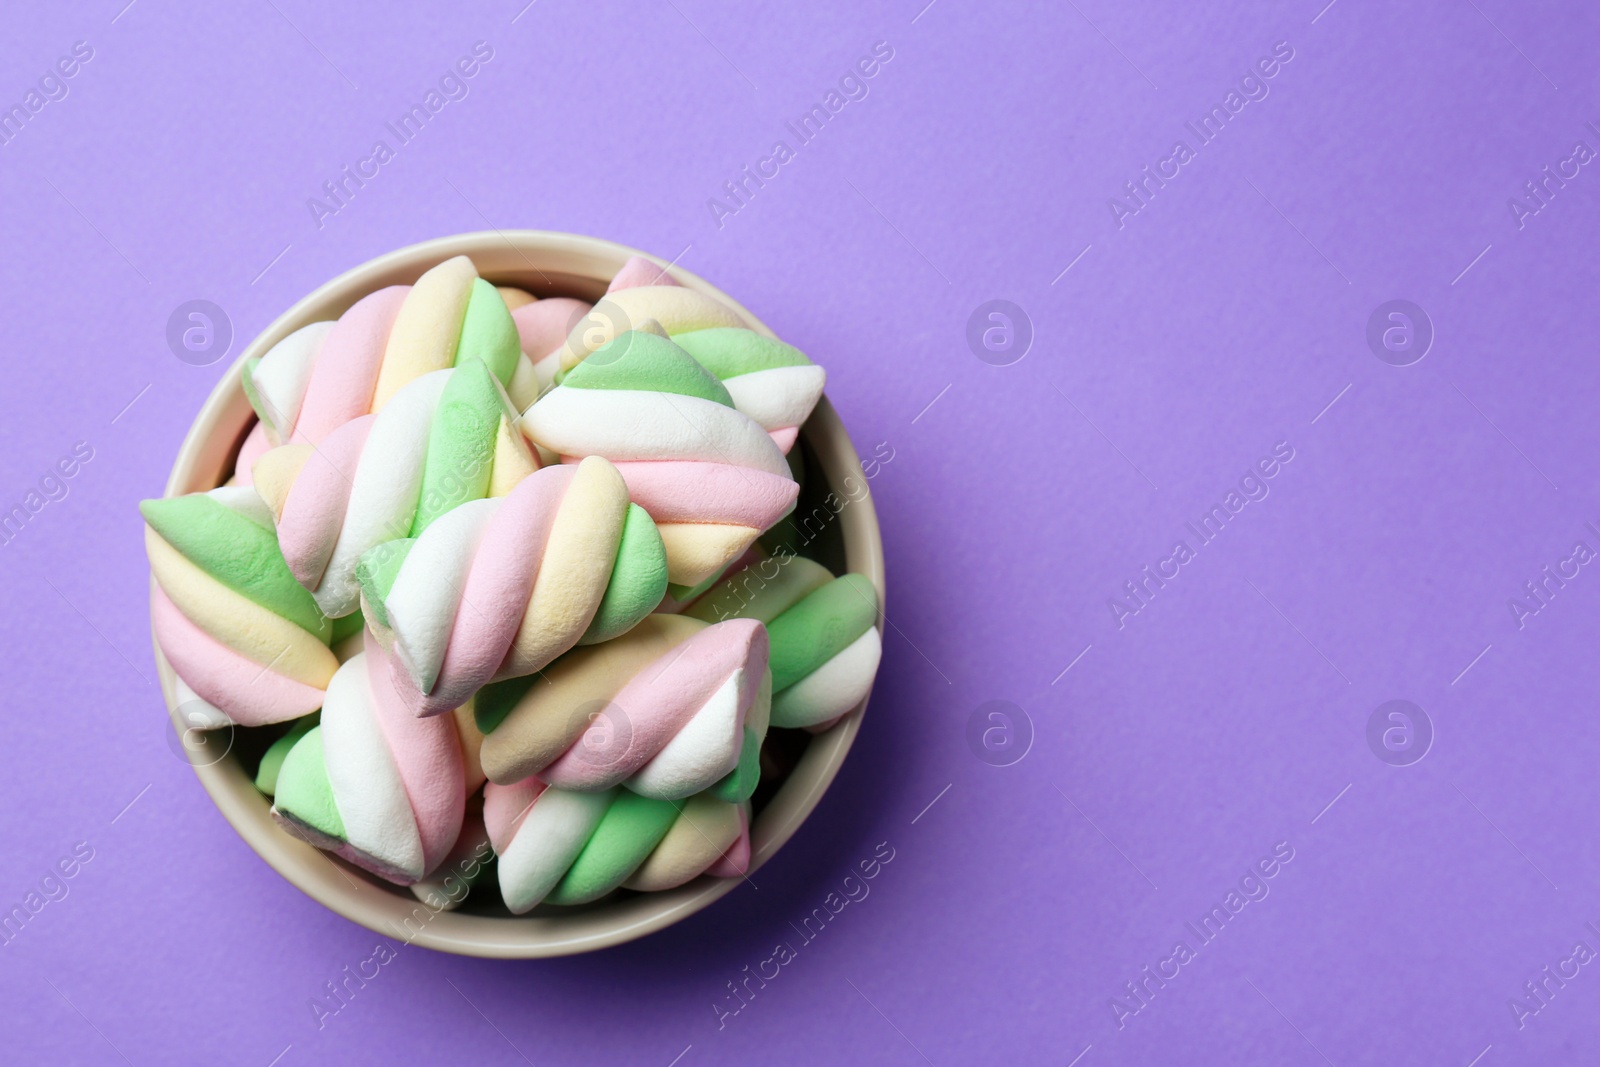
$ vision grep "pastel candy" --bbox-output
[523,329,798,591]
[271,646,466,885]
[243,256,529,447]
[599,258,822,452]
[478,614,771,802]
[356,457,670,717]
[513,296,593,398]
[670,329,824,454]
[550,286,746,379]
[142,487,338,726]
[256,359,539,619]
[484,777,750,913]
[686,555,882,729]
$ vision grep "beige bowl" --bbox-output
[152,230,885,958]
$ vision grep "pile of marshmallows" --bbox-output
[143,255,882,914]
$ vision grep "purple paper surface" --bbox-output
[3,1,1599,1063]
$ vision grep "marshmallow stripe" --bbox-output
[500,457,632,678]
[529,388,790,476]
[366,643,467,873]
[171,675,231,731]
[484,779,750,913]
[271,417,372,590]
[372,256,479,410]
[292,287,408,445]
[243,321,330,444]
[409,359,513,533]
[606,460,798,528]
[721,365,827,436]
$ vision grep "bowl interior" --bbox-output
[154,231,885,958]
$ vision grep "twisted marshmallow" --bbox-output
[535,258,825,453]
[686,555,881,729]
[143,487,347,726]
[244,255,536,447]
[523,329,798,591]
[484,777,750,912]
[271,646,466,885]
[477,613,770,802]
[356,456,669,717]
[252,359,538,619]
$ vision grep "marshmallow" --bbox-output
[271,646,466,885]
[142,487,338,726]
[590,258,823,452]
[243,256,530,447]
[670,329,824,454]
[254,359,539,619]
[356,456,669,717]
[523,330,798,593]
[478,614,771,802]
[685,555,881,729]
[484,777,750,912]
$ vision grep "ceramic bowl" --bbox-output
[151,230,886,957]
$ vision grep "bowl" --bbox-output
[151,230,886,958]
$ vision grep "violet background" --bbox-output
[2,0,1598,1063]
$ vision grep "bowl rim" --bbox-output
[151,229,886,958]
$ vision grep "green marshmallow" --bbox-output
[271,726,345,841]
[355,538,416,630]
[671,327,811,379]
[710,725,762,804]
[456,277,522,387]
[546,792,680,906]
[255,715,319,796]
[140,494,328,639]
[579,504,669,645]
[767,574,879,693]
[563,331,735,407]
[410,358,503,536]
